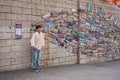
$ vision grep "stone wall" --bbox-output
[0,0,77,72]
[0,0,120,72]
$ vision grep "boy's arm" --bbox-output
[43,33,45,46]
[30,33,37,49]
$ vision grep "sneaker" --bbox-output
[35,69,40,73]
[33,69,40,73]
[39,68,43,72]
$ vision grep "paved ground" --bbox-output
[0,60,120,80]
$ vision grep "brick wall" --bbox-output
[0,0,120,72]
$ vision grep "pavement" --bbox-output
[0,60,120,80]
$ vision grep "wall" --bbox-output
[0,0,77,72]
[79,0,120,63]
[0,0,120,72]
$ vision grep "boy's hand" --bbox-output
[32,46,37,50]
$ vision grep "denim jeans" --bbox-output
[32,49,41,70]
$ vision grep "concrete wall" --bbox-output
[0,0,120,72]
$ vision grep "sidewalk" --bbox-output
[0,60,120,80]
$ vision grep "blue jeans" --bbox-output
[32,49,41,70]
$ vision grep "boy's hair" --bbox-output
[35,25,42,29]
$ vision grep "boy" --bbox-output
[30,25,44,72]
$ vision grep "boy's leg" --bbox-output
[36,50,43,71]
[36,50,40,69]
[32,49,38,70]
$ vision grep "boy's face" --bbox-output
[36,28,42,33]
